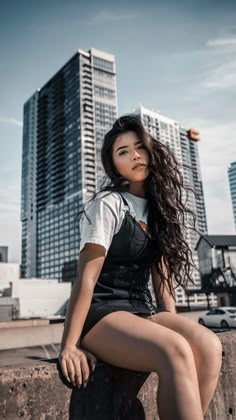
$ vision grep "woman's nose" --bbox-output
[131,150,141,159]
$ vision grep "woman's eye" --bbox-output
[118,145,145,156]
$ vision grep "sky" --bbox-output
[0,0,236,263]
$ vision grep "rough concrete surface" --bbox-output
[0,331,235,419]
[204,331,236,420]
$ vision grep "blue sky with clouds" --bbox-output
[1,0,236,262]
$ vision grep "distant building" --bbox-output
[21,48,118,281]
[136,105,211,308]
[0,246,8,263]
[0,263,20,321]
[195,235,236,307]
[228,161,236,231]
[0,263,70,320]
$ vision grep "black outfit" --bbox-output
[80,194,170,339]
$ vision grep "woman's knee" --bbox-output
[197,329,223,364]
[158,334,195,374]
[207,331,222,357]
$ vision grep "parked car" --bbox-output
[198,306,236,328]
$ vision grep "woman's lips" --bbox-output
[132,165,146,170]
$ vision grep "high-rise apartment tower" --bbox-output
[21,48,118,281]
[136,105,210,307]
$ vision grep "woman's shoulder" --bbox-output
[95,190,125,214]
[85,190,125,216]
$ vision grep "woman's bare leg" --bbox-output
[81,311,204,420]
[140,312,223,415]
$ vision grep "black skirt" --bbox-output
[80,301,170,340]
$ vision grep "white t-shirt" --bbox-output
[79,191,149,256]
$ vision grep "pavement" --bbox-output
[178,310,208,322]
[0,343,60,367]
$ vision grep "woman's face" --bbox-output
[112,131,150,183]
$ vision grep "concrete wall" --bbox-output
[18,279,71,318]
[0,321,63,350]
[0,331,235,419]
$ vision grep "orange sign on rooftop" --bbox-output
[187,128,200,141]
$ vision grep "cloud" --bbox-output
[0,117,23,127]
[206,37,236,47]
[0,212,21,263]
[0,203,20,213]
[204,190,234,235]
[201,35,236,90]
[88,10,135,25]
[0,179,21,262]
[195,120,236,234]
[201,59,236,89]
[197,120,236,181]
[0,183,20,214]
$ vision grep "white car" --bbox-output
[198,306,236,328]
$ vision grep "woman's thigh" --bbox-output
[80,311,192,374]
[143,311,222,349]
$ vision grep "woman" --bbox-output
[59,115,222,420]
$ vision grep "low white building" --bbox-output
[0,263,71,320]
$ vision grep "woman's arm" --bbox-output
[59,243,106,386]
[61,243,106,349]
[151,257,177,314]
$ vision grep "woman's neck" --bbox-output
[128,183,146,198]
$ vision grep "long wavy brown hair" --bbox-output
[80,114,199,301]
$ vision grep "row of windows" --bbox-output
[38,227,79,236]
[94,68,114,80]
[38,255,78,263]
[38,204,81,221]
[38,228,78,237]
[94,85,116,99]
[93,57,114,72]
[38,212,77,222]
[38,244,79,253]
[38,252,79,261]
[38,243,79,251]
[95,101,116,111]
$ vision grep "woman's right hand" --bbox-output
[59,345,97,388]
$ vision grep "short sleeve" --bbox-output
[79,196,120,256]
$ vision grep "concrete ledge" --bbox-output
[0,319,49,329]
[0,331,235,419]
[0,323,63,350]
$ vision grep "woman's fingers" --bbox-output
[85,350,97,372]
[80,353,90,387]
[67,359,76,385]
[73,356,83,388]
[60,357,71,383]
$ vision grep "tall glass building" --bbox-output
[21,48,118,281]
[228,161,236,231]
[136,105,209,307]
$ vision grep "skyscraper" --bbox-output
[228,161,236,231]
[21,48,118,281]
[136,105,208,307]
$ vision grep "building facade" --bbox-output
[136,105,211,307]
[228,161,236,231]
[195,235,236,307]
[21,48,118,281]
